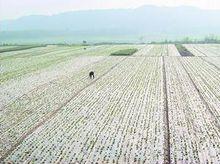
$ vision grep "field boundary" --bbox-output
[0,57,128,162]
[162,57,171,164]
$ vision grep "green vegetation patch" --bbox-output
[175,44,194,57]
[0,45,46,53]
[110,48,138,56]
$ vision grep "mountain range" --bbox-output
[1,5,220,43]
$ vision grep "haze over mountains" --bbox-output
[1,5,220,43]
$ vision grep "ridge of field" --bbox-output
[0,45,143,83]
[134,44,180,57]
[0,45,143,108]
[0,44,143,158]
[0,44,220,163]
[184,44,220,57]
[0,45,46,53]
[165,57,220,162]
[180,57,220,119]
[4,57,167,163]
[0,56,126,158]
[0,56,105,109]
[0,46,19,50]
[0,45,75,60]
[201,57,220,70]
[182,44,220,69]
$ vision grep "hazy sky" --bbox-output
[1,0,220,20]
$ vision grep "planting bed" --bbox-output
[0,44,219,163]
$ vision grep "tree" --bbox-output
[182,37,191,44]
[204,34,218,43]
[139,36,145,44]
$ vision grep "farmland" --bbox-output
[0,44,220,163]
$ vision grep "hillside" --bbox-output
[1,5,220,43]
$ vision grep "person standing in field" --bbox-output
[89,71,95,79]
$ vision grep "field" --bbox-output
[0,44,220,163]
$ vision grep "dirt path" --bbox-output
[162,57,171,164]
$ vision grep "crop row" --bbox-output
[0,46,18,50]
[0,45,142,107]
[0,45,105,74]
[0,45,47,54]
[167,45,181,56]
[0,56,125,159]
[134,45,166,56]
[165,57,220,163]
[1,45,219,163]
[184,44,220,57]
[0,56,105,109]
[134,44,181,57]
[180,57,220,121]
[193,44,220,57]
[4,57,166,163]
[0,45,66,60]
[0,46,86,82]
[201,57,220,70]
[146,45,165,56]
[0,45,142,82]
[133,45,154,56]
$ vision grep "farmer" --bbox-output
[89,71,95,79]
